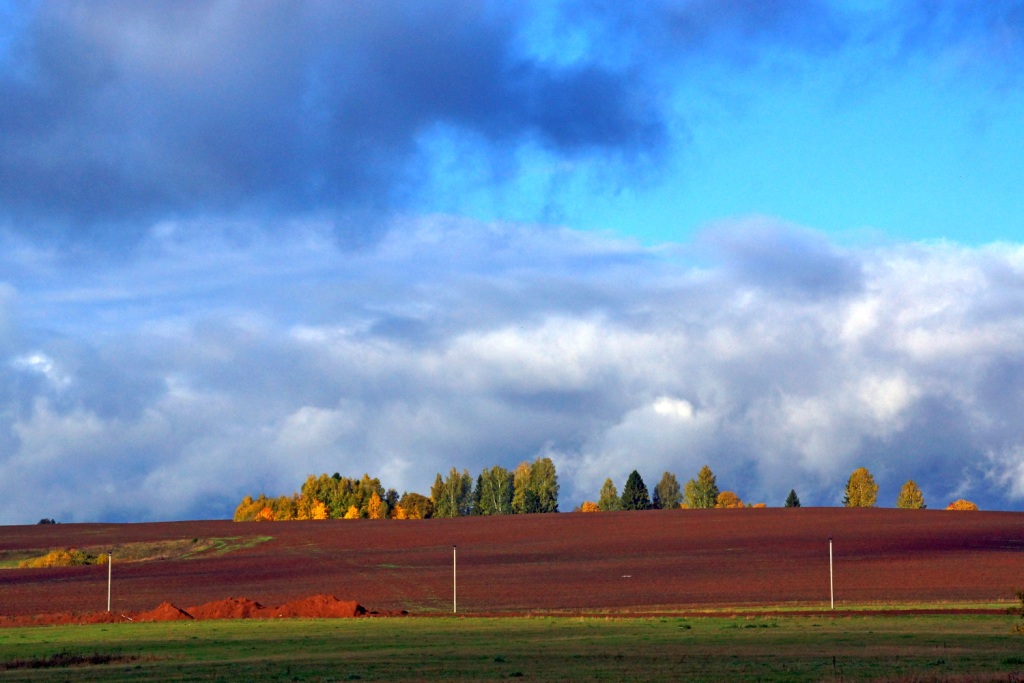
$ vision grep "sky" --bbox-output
[1,0,1023,523]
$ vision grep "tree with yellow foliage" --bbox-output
[343,505,361,519]
[896,480,926,509]
[683,465,719,509]
[579,501,600,512]
[946,499,979,510]
[367,492,386,519]
[843,467,878,507]
[255,506,275,522]
[310,500,329,520]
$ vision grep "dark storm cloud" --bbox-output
[6,1,1013,247]
[0,1,664,243]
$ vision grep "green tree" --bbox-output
[597,478,621,511]
[843,467,878,508]
[683,465,719,509]
[895,480,926,509]
[471,474,485,515]
[478,466,514,515]
[530,457,559,513]
[652,471,682,509]
[512,457,559,514]
[396,491,433,519]
[431,468,473,518]
[355,474,385,517]
[384,488,400,517]
[785,489,801,508]
[620,470,650,510]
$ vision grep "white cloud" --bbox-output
[11,352,71,389]
[1,217,1024,521]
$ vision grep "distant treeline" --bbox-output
[233,456,559,521]
[234,463,979,522]
[582,465,766,512]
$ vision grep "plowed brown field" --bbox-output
[1,508,1022,619]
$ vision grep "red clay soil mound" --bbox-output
[271,595,366,619]
[187,597,265,620]
[137,602,192,622]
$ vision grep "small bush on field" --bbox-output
[18,548,97,568]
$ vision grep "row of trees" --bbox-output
[842,467,979,510]
[431,458,559,518]
[581,466,767,512]
[577,466,979,513]
[235,462,978,521]
[233,457,559,522]
[234,473,395,521]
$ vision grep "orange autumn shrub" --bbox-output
[344,505,361,519]
[19,548,96,568]
[579,501,600,512]
[715,491,744,508]
[946,499,979,511]
[255,506,276,522]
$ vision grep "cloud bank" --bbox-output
[2,217,1024,522]
[3,1,1020,246]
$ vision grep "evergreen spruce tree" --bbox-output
[471,474,485,515]
[785,489,801,508]
[620,470,651,510]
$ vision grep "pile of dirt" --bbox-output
[138,602,192,622]
[187,597,264,620]
[272,595,366,618]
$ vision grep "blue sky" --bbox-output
[1,1,1023,523]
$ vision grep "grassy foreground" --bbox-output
[1,613,1022,682]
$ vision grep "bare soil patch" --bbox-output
[0,594,368,627]
[1,508,1022,622]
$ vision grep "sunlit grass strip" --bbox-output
[427,599,1015,616]
[0,612,1021,682]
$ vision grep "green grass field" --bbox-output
[1,612,1022,682]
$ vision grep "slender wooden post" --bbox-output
[829,537,834,610]
[453,545,457,614]
[107,552,113,612]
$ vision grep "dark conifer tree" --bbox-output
[785,489,801,508]
[620,470,650,510]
